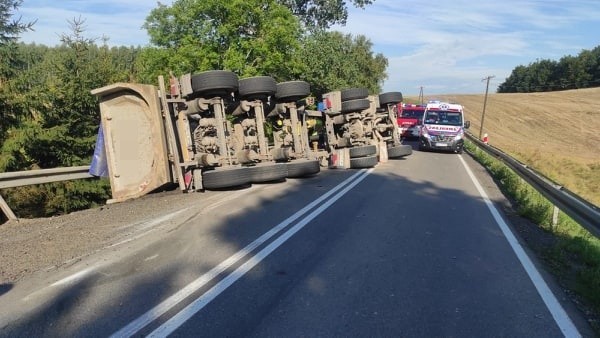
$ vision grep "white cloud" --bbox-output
[332,0,600,94]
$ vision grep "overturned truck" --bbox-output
[91,71,320,203]
[322,88,412,169]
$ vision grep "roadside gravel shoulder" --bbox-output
[0,189,200,284]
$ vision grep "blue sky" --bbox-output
[16,0,600,95]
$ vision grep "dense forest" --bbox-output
[0,0,386,218]
[497,45,600,93]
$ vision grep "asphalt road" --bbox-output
[0,145,588,337]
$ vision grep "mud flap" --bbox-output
[378,141,388,163]
[91,83,171,203]
[328,148,350,169]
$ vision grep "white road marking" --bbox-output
[111,169,370,338]
[108,208,192,249]
[49,266,96,287]
[459,155,581,338]
[147,168,374,337]
[22,266,99,302]
[144,254,159,262]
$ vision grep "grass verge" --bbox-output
[464,140,600,333]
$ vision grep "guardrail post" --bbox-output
[552,205,559,230]
[0,193,18,222]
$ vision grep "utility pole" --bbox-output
[479,75,495,139]
[418,86,424,105]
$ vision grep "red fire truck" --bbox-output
[397,103,425,139]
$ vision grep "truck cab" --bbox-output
[397,103,425,139]
[418,101,470,153]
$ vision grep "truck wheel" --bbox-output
[341,99,370,113]
[238,76,277,100]
[387,145,412,158]
[378,91,403,106]
[341,88,368,101]
[349,145,377,158]
[202,166,251,189]
[191,70,239,97]
[248,162,287,183]
[275,81,310,102]
[350,155,378,168]
[287,159,320,178]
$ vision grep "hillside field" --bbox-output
[408,87,600,206]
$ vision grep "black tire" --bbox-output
[248,162,287,183]
[350,155,378,168]
[341,88,368,101]
[287,159,320,178]
[349,145,377,158]
[332,114,346,125]
[341,99,370,113]
[387,145,412,158]
[378,91,403,106]
[202,166,251,189]
[191,70,239,97]
[238,76,277,100]
[275,81,310,102]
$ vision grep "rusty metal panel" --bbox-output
[91,83,170,203]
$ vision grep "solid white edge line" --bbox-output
[111,169,368,338]
[459,155,581,338]
[147,168,374,337]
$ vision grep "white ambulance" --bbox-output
[418,101,470,153]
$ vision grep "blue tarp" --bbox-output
[89,124,109,177]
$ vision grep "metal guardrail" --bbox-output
[0,166,94,221]
[465,132,600,238]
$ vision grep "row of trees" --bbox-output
[0,0,387,218]
[497,45,600,93]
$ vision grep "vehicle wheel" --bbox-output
[388,145,412,158]
[238,76,277,100]
[349,145,377,158]
[350,155,378,168]
[191,70,239,97]
[341,88,368,101]
[378,91,403,106]
[455,145,464,154]
[275,81,310,102]
[287,159,320,178]
[248,162,287,183]
[332,114,346,124]
[202,166,251,189]
[341,99,370,113]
